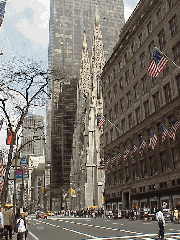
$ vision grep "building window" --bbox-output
[121,118,126,133]
[113,68,116,79]
[119,77,123,92]
[158,28,166,50]
[153,91,160,111]
[172,42,180,64]
[142,75,148,94]
[114,103,118,119]
[124,51,128,63]
[176,74,180,95]
[159,152,167,173]
[127,91,131,107]
[156,8,162,23]
[132,62,137,77]
[139,32,143,46]
[149,156,155,176]
[104,97,107,108]
[140,52,146,69]
[169,14,178,37]
[128,113,133,129]
[108,90,112,103]
[109,109,113,122]
[125,70,130,85]
[105,133,108,145]
[162,64,169,77]
[140,161,145,178]
[152,76,158,85]
[108,75,111,84]
[147,20,152,35]
[120,97,125,113]
[131,42,136,54]
[110,129,113,142]
[149,41,155,59]
[116,124,120,138]
[134,83,139,100]
[157,122,163,146]
[113,83,117,98]
[135,107,140,124]
[144,100,150,118]
[125,167,129,182]
[167,0,175,9]
[172,148,178,169]
[119,60,123,70]
[164,82,172,103]
[172,180,176,186]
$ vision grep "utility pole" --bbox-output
[13,152,18,215]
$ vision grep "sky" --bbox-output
[0,0,139,146]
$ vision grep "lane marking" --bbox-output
[28,230,39,240]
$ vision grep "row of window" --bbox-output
[104,77,180,141]
[105,113,178,149]
[106,178,180,199]
[106,147,179,189]
[103,7,179,91]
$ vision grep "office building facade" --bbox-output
[101,0,180,213]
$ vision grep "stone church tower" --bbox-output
[70,5,105,210]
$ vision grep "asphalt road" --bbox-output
[27,215,180,240]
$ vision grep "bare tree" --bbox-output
[0,56,48,206]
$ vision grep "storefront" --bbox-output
[140,198,147,208]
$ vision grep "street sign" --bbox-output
[20,158,28,166]
[16,169,29,178]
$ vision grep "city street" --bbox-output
[26,215,180,240]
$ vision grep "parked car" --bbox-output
[36,211,47,219]
[46,211,54,216]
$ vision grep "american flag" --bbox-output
[139,136,146,156]
[105,156,110,170]
[0,119,3,130]
[0,0,6,27]
[168,117,180,140]
[111,153,116,165]
[149,130,158,150]
[131,141,137,159]
[162,124,169,143]
[98,116,106,130]
[116,150,122,163]
[147,49,169,77]
[123,146,129,162]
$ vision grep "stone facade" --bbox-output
[48,0,125,210]
[101,0,180,213]
[70,6,105,210]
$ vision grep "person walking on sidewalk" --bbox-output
[156,209,166,239]
[16,213,26,240]
[0,207,4,239]
[3,205,15,240]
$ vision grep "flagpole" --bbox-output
[102,116,121,133]
[154,47,180,69]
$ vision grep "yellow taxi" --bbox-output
[46,211,54,216]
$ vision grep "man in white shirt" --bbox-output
[156,209,165,239]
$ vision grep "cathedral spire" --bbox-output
[91,3,106,98]
[79,28,90,98]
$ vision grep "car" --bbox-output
[46,211,54,216]
[36,212,47,219]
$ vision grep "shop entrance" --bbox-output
[123,192,129,209]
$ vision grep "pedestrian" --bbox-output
[156,209,165,239]
[3,205,15,240]
[0,207,4,239]
[24,213,30,240]
[16,213,26,240]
